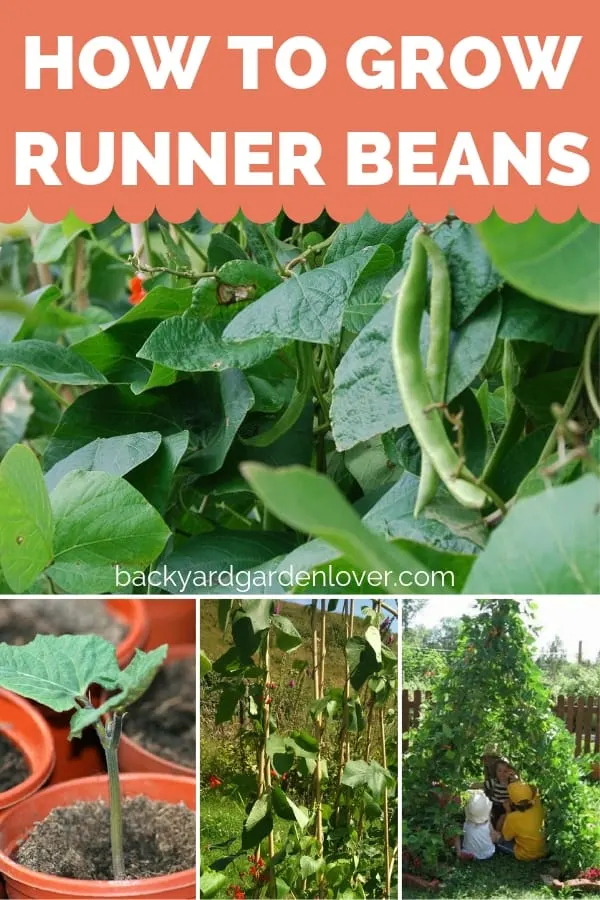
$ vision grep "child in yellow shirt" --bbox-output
[497,782,546,861]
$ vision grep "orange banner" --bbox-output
[0,0,598,223]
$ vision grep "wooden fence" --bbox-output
[402,690,600,756]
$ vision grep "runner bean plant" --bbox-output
[200,599,398,900]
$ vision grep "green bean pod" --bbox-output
[414,233,452,517]
[392,232,487,511]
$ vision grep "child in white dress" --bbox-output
[456,791,501,860]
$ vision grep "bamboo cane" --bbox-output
[263,629,276,893]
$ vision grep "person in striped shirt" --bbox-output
[484,758,519,831]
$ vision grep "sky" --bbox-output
[285,599,399,633]
[410,597,600,662]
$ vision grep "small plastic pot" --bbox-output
[0,690,55,811]
[141,600,196,651]
[0,773,196,899]
[42,599,149,785]
[117,645,196,777]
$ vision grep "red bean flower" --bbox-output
[128,275,146,305]
[208,775,222,789]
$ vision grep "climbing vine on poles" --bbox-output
[200,599,398,899]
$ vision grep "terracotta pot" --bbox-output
[0,691,55,811]
[0,773,196,899]
[43,599,149,785]
[141,600,196,651]
[117,645,196,777]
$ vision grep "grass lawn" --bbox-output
[405,783,600,899]
[404,854,555,899]
[201,791,292,894]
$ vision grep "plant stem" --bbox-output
[539,364,585,463]
[263,629,276,892]
[170,223,209,266]
[583,318,600,420]
[257,224,286,276]
[73,238,88,311]
[284,230,338,275]
[28,373,70,408]
[376,600,391,900]
[480,401,526,486]
[96,715,125,880]
[311,600,325,891]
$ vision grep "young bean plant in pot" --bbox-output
[0,633,174,882]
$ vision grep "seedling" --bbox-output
[0,633,168,880]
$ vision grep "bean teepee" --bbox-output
[403,599,599,876]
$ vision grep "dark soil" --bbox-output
[0,730,30,793]
[0,598,126,646]
[124,657,196,768]
[15,795,195,879]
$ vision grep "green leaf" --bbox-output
[42,381,235,477]
[127,431,189,513]
[240,599,273,633]
[275,877,292,899]
[364,625,382,663]
[200,870,228,898]
[0,445,53,592]
[499,286,592,352]
[0,340,107,385]
[271,785,309,829]
[138,317,282,372]
[241,463,470,593]
[185,370,254,476]
[341,758,370,789]
[72,287,192,385]
[346,637,380,691]
[465,475,600,593]
[476,212,600,314]
[216,684,245,724]
[325,212,416,331]
[207,232,247,269]
[362,472,483,555]
[0,634,121,711]
[272,614,302,652]
[44,431,162,492]
[115,644,168,709]
[62,211,90,239]
[68,644,168,738]
[218,600,233,632]
[200,650,212,677]
[514,368,578,424]
[241,794,273,849]
[367,760,394,800]
[487,426,552,501]
[331,292,501,451]
[300,856,325,879]
[223,246,394,346]
[33,222,86,264]
[161,531,296,594]
[231,609,264,657]
[325,213,414,263]
[48,470,171,592]
[445,296,503,399]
